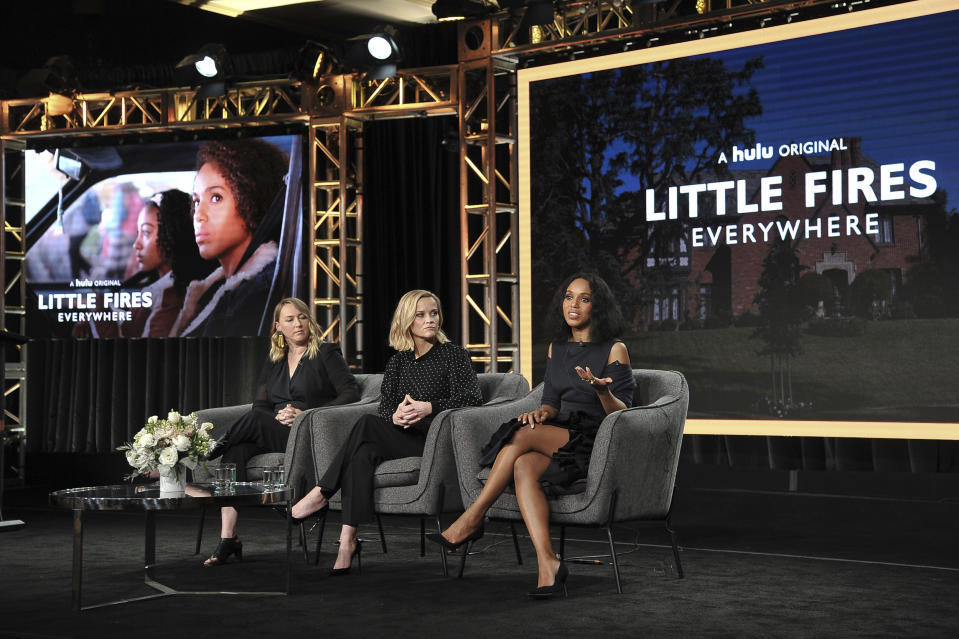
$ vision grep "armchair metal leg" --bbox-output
[375,514,388,554]
[666,515,684,579]
[195,506,206,555]
[420,518,426,557]
[299,522,309,563]
[509,522,523,565]
[559,525,566,559]
[606,491,623,594]
[606,524,623,594]
[315,514,325,566]
[435,515,449,577]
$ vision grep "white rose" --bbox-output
[200,422,214,433]
[168,410,181,423]
[139,433,156,447]
[125,449,137,465]
[158,445,179,466]
[173,434,191,452]
[147,415,158,424]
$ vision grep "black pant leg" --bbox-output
[320,414,426,526]
[215,410,290,482]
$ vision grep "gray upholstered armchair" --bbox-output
[190,374,382,556]
[304,372,530,572]
[448,369,688,592]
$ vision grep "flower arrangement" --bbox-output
[118,411,216,481]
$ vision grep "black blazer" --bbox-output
[252,342,360,416]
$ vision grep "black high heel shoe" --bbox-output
[291,503,329,524]
[204,536,243,567]
[425,524,485,551]
[527,561,568,599]
[330,539,362,576]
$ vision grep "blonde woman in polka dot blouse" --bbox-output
[291,289,482,574]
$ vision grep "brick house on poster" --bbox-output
[643,139,936,324]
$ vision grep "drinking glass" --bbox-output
[272,464,286,488]
[262,468,275,488]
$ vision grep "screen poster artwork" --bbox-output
[24,134,305,339]
[524,5,959,426]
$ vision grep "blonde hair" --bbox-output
[388,289,450,352]
[269,297,323,362]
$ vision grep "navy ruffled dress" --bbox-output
[479,339,636,494]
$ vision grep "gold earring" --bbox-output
[277,334,285,349]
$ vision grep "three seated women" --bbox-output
[211,273,634,598]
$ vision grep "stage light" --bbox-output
[431,0,495,22]
[177,44,230,98]
[16,55,80,99]
[177,44,229,79]
[346,32,402,80]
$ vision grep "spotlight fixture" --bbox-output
[431,0,497,22]
[176,44,230,98]
[177,43,229,78]
[16,55,80,99]
[345,32,402,80]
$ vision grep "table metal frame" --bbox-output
[50,482,293,612]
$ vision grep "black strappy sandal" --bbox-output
[204,536,243,567]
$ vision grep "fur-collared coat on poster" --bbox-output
[170,241,278,337]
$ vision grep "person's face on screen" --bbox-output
[132,205,167,274]
[275,303,310,348]
[192,161,251,272]
[562,278,593,333]
[410,296,440,344]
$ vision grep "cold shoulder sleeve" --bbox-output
[604,360,636,408]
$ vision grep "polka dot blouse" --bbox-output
[377,342,483,433]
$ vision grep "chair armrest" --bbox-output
[191,404,251,446]
[449,387,544,503]
[584,386,688,522]
[284,400,380,500]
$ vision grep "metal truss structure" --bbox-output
[1,138,27,482]
[0,0,880,466]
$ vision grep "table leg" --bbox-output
[144,511,156,581]
[71,508,83,613]
[286,504,292,594]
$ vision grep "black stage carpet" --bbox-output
[1,484,957,638]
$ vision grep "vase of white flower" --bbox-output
[159,468,187,495]
[118,410,216,489]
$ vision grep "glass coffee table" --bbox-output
[49,482,293,612]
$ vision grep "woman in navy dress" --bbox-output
[428,273,635,598]
[204,297,359,566]
[292,289,482,575]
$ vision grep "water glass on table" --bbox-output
[272,464,286,488]
[214,462,236,491]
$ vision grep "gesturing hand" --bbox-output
[575,365,613,393]
[392,394,432,429]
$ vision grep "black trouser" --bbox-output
[318,414,426,526]
[217,410,289,482]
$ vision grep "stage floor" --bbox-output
[1,483,956,638]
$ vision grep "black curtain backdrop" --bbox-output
[361,116,461,373]
[27,337,267,454]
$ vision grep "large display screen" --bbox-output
[518,0,959,438]
[24,133,306,339]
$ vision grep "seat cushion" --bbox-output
[475,467,587,496]
[373,456,421,488]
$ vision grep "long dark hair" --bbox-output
[195,139,288,234]
[154,189,215,293]
[547,272,626,342]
